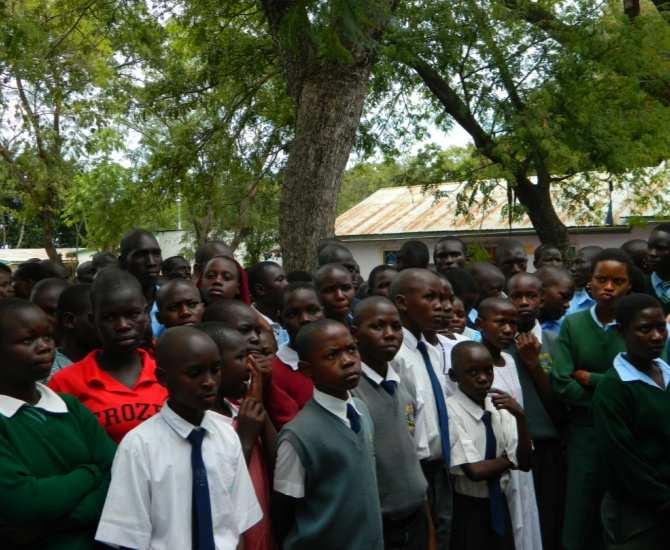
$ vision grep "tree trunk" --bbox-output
[278,65,372,271]
[514,174,571,252]
[40,211,60,263]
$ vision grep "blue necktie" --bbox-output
[416,341,451,466]
[187,428,216,550]
[346,403,361,433]
[482,411,506,537]
[380,380,397,395]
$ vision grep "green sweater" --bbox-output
[593,368,670,511]
[0,392,116,549]
[550,309,625,416]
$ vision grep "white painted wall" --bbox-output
[342,224,661,279]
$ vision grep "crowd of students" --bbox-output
[1,224,669,550]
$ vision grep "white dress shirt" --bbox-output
[390,328,445,460]
[446,387,518,498]
[273,389,362,498]
[360,362,430,459]
[96,403,262,550]
[430,332,470,397]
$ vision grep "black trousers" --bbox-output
[421,459,453,550]
[451,492,515,550]
[383,505,429,550]
[532,438,566,550]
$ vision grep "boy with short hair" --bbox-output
[50,283,99,378]
[533,245,563,270]
[248,261,290,347]
[351,297,431,549]
[477,297,543,550]
[156,278,205,329]
[507,273,564,550]
[367,265,397,297]
[566,245,602,315]
[535,267,574,334]
[390,268,452,548]
[273,319,383,550]
[202,322,277,550]
[96,326,262,549]
[160,255,191,280]
[447,341,531,550]
[434,237,468,274]
[269,283,324,426]
[495,240,528,281]
[30,277,71,334]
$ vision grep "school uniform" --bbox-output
[267,344,312,428]
[644,272,670,315]
[96,403,262,550]
[0,384,116,550]
[493,352,543,550]
[565,287,596,316]
[429,332,471,397]
[352,364,429,550]
[446,387,517,550]
[219,399,276,550]
[507,325,564,550]
[48,348,168,443]
[391,328,453,548]
[550,307,626,550]
[593,354,670,549]
[274,389,383,550]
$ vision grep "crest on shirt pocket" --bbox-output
[539,352,552,373]
[405,404,416,435]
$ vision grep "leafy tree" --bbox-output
[0,0,140,259]
[381,0,670,250]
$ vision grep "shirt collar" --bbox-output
[361,362,401,385]
[590,305,618,331]
[451,386,489,421]
[613,353,670,390]
[468,308,478,324]
[531,320,544,344]
[159,401,218,439]
[312,388,359,422]
[0,383,68,418]
[401,327,431,350]
[276,344,299,371]
[652,272,670,295]
[81,348,157,389]
[252,304,279,329]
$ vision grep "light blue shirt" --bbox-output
[651,272,670,304]
[613,353,670,390]
[566,287,596,316]
[468,308,478,325]
[590,305,618,332]
[541,319,562,334]
[150,285,165,338]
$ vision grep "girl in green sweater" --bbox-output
[0,299,116,549]
[551,249,633,550]
[593,293,670,549]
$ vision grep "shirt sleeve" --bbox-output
[499,410,518,467]
[95,436,152,550]
[593,378,670,509]
[273,439,306,498]
[61,397,117,526]
[550,318,591,405]
[413,393,430,460]
[229,433,263,534]
[0,431,101,523]
[447,402,482,471]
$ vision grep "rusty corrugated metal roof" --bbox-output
[335,179,666,237]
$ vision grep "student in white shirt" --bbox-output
[446,340,531,550]
[389,268,452,548]
[96,326,261,550]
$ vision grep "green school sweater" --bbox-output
[593,368,670,511]
[550,309,625,416]
[0,392,116,549]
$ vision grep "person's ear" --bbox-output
[394,294,407,314]
[155,366,167,388]
[62,312,76,331]
[298,359,312,379]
